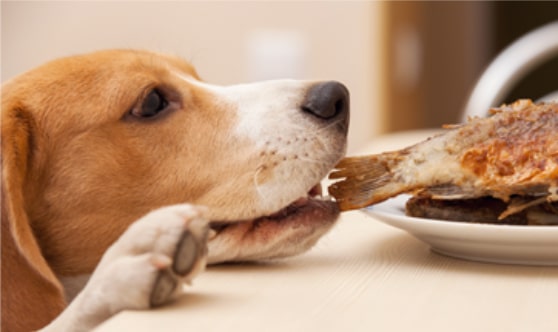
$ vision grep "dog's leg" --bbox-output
[41,204,209,332]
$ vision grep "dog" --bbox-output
[1,49,349,331]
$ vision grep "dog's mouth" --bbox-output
[209,183,339,236]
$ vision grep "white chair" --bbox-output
[461,21,558,121]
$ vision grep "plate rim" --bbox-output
[361,194,558,265]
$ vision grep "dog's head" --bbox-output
[2,49,349,276]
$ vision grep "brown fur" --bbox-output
[1,50,248,329]
[2,49,347,331]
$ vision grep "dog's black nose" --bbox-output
[301,81,349,121]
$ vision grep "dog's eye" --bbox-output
[133,89,169,118]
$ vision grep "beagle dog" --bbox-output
[1,49,349,331]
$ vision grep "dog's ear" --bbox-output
[1,98,66,331]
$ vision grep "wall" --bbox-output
[1,1,385,154]
[382,1,491,131]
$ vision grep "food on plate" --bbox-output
[405,195,558,225]
[328,99,558,225]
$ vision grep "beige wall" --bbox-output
[1,1,384,154]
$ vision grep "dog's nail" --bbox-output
[150,269,178,307]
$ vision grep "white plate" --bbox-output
[363,195,558,266]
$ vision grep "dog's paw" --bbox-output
[87,204,209,313]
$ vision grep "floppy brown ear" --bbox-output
[1,100,66,331]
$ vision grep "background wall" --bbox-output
[3,2,556,153]
[382,1,490,131]
[1,1,385,154]
[381,1,558,131]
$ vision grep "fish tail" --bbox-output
[328,153,401,211]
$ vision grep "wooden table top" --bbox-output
[97,130,558,332]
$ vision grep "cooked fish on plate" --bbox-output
[329,99,558,225]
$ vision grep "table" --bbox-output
[96,130,558,332]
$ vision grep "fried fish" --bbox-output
[328,99,558,224]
